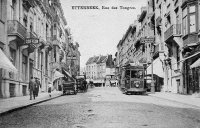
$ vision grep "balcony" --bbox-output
[51,62,61,70]
[164,24,181,42]
[52,35,61,48]
[7,20,27,41]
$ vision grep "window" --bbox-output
[176,46,180,69]
[182,7,188,36]
[23,14,28,27]
[190,14,196,33]
[182,4,197,35]
[37,49,40,69]
[45,52,48,74]
[0,0,5,22]
[189,5,196,33]
[22,55,27,81]
[10,48,16,66]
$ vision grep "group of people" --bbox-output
[29,77,41,100]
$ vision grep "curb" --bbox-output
[0,94,62,117]
[149,94,200,109]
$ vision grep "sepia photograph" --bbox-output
[0,0,200,127]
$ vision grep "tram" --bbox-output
[119,62,146,95]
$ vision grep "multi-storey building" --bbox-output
[180,0,200,94]
[86,55,114,86]
[0,0,80,98]
[117,0,200,95]
[154,0,199,94]
[116,0,164,92]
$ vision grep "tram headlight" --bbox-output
[135,83,139,88]
[134,81,140,88]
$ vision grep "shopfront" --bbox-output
[182,45,200,94]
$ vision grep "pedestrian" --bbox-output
[83,79,87,92]
[48,82,53,97]
[35,77,41,97]
[29,76,36,100]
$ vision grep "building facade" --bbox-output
[0,0,80,98]
[86,55,114,86]
[116,0,200,95]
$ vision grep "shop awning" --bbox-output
[190,58,200,69]
[53,71,64,81]
[0,49,17,72]
[147,58,164,78]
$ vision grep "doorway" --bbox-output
[29,59,33,78]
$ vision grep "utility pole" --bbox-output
[151,43,155,93]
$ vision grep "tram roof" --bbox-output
[122,63,144,69]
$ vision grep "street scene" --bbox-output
[1,0,200,127]
[1,87,200,128]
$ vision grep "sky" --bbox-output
[60,0,147,67]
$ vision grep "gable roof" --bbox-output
[86,56,99,65]
[86,57,94,65]
[96,56,107,64]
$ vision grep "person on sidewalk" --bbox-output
[35,77,41,97]
[29,77,37,100]
[48,82,53,97]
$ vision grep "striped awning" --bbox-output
[0,49,17,72]
[53,71,64,81]
[190,58,200,69]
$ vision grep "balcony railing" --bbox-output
[7,20,27,39]
[27,31,37,39]
[164,24,181,41]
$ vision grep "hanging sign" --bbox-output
[25,38,39,44]
[140,37,154,44]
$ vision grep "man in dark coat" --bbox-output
[29,77,36,100]
[35,78,41,97]
[83,79,87,92]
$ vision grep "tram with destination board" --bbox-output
[119,62,146,95]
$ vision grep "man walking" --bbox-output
[29,77,36,100]
[48,82,53,97]
[35,77,41,97]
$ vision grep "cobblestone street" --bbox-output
[1,87,200,128]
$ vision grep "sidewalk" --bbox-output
[0,91,62,116]
[149,92,200,108]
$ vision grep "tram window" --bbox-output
[131,70,137,78]
[138,70,143,78]
[131,70,143,78]
[122,70,125,78]
[126,70,130,79]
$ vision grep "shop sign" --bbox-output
[67,57,76,60]
[25,38,39,44]
[140,37,154,44]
